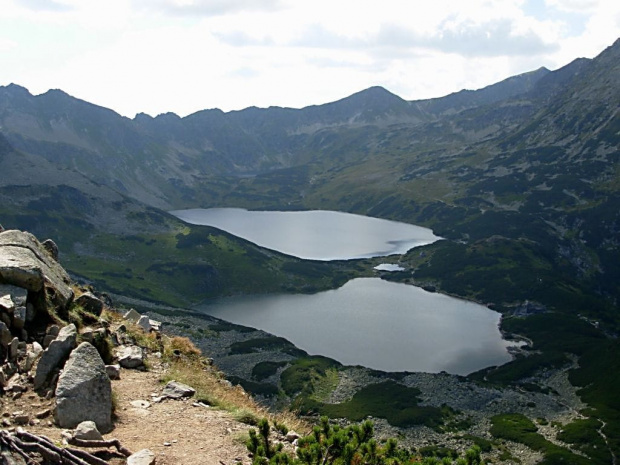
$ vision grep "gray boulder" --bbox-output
[8,337,19,362]
[123,308,141,324]
[105,364,121,380]
[81,327,107,344]
[162,380,196,399]
[0,293,14,313]
[73,420,104,441]
[25,302,35,322]
[33,324,77,389]
[0,284,27,306]
[75,292,104,316]
[12,306,26,330]
[19,347,39,373]
[0,230,74,309]
[117,345,144,369]
[47,325,60,337]
[127,449,156,465]
[0,321,12,348]
[55,342,112,433]
[136,315,151,332]
[31,341,43,357]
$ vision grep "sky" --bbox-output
[1,0,619,118]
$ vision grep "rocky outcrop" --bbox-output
[54,342,113,433]
[74,292,103,316]
[33,324,77,390]
[0,230,74,312]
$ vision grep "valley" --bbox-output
[0,37,619,463]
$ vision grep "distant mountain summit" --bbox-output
[0,38,618,211]
[309,86,421,125]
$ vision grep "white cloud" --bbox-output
[14,0,73,12]
[0,0,618,117]
[131,0,285,17]
[0,39,18,52]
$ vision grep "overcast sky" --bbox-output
[1,0,618,118]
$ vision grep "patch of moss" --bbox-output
[251,361,288,381]
[490,413,591,465]
[230,336,300,355]
[280,356,341,396]
[302,381,445,429]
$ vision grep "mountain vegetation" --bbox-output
[1,37,619,463]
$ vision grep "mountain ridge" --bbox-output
[0,57,566,208]
[1,37,620,463]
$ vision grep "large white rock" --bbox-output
[117,345,144,369]
[55,342,112,433]
[0,230,74,309]
[162,380,196,399]
[73,420,104,441]
[127,449,156,465]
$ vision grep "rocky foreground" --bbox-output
[0,228,279,464]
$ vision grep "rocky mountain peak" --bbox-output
[2,83,31,95]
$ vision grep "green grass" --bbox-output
[251,361,288,381]
[226,376,280,397]
[569,339,620,460]
[0,184,367,307]
[490,414,591,465]
[280,356,341,396]
[209,321,255,333]
[469,351,568,385]
[309,368,340,402]
[301,381,445,429]
[556,418,612,464]
[229,336,304,356]
[61,224,367,307]
[460,434,493,452]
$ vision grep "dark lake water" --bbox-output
[173,208,516,374]
[170,208,441,260]
[196,278,516,375]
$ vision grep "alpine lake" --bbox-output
[171,208,519,375]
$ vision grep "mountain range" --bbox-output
[1,36,620,463]
[1,38,618,309]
